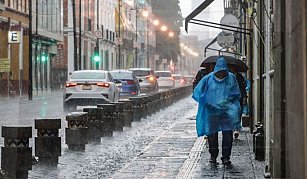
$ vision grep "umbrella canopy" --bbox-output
[200,55,249,72]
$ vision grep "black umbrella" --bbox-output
[200,55,249,72]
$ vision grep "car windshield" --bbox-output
[156,72,172,77]
[173,76,182,80]
[110,71,134,80]
[184,76,194,81]
[70,72,106,80]
[132,70,150,77]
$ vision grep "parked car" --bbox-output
[172,74,183,87]
[155,71,175,88]
[110,70,141,98]
[63,70,120,111]
[129,68,158,94]
[182,75,194,85]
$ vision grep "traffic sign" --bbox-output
[0,58,10,72]
[8,31,21,43]
[95,30,102,38]
[116,37,123,45]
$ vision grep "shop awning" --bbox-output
[185,0,251,35]
[185,0,214,32]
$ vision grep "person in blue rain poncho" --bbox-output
[192,57,241,165]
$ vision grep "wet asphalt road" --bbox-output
[0,91,197,178]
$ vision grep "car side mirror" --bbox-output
[138,79,143,82]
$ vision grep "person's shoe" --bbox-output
[222,158,231,165]
[234,131,239,139]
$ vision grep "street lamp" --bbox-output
[142,10,149,18]
[153,19,159,26]
[161,25,168,31]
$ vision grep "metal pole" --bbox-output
[28,0,33,100]
[96,0,100,70]
[135,4,138,68]
[7,17,11,99]
[72,0,78,71]
[146,18,149,68]
[118,0,121,69]
[79,0,82,70]
[19,21,23,96]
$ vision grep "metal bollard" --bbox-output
[1,126,32,179]
[253,123,262,153]
[83,108,104,142]
[110,102,125,131]
[66,112,88,151]
[159,91,166,109]
[146,94,154,115]
[141,96,149,118]
[119,99,133,126]
[129,97,143,121]
[97,104,116,137]
[255,125,265,161]
[35,119,61,166]
[153,93,161,113]
[155,92,162,112]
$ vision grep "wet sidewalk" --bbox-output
[111,109,265,179]
[177,130,266,179]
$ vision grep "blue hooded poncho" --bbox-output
[192,57,241,136]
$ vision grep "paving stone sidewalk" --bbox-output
[110,106,265,179]
[179,130,266,179]
[111,109,198,179]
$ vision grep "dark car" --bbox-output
[110,70,141,98]
[129,68,158,94]
[182,75,194,85]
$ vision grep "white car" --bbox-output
[63,70,120,111]
[155,71,175,88]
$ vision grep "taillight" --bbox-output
[97,82,110,88]
[146,75,155,82]
[65,82,77,88]
[126,80,134,85]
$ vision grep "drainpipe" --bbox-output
[28,0,32,100]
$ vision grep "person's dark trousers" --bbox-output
[207,130,233,160]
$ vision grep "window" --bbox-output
[88,19,92,31]
[71,72,106,80]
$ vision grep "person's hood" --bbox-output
[213,57,229,74]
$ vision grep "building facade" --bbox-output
[31,0,64,93]
[0,0,29,96]
[64,0,117,77]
